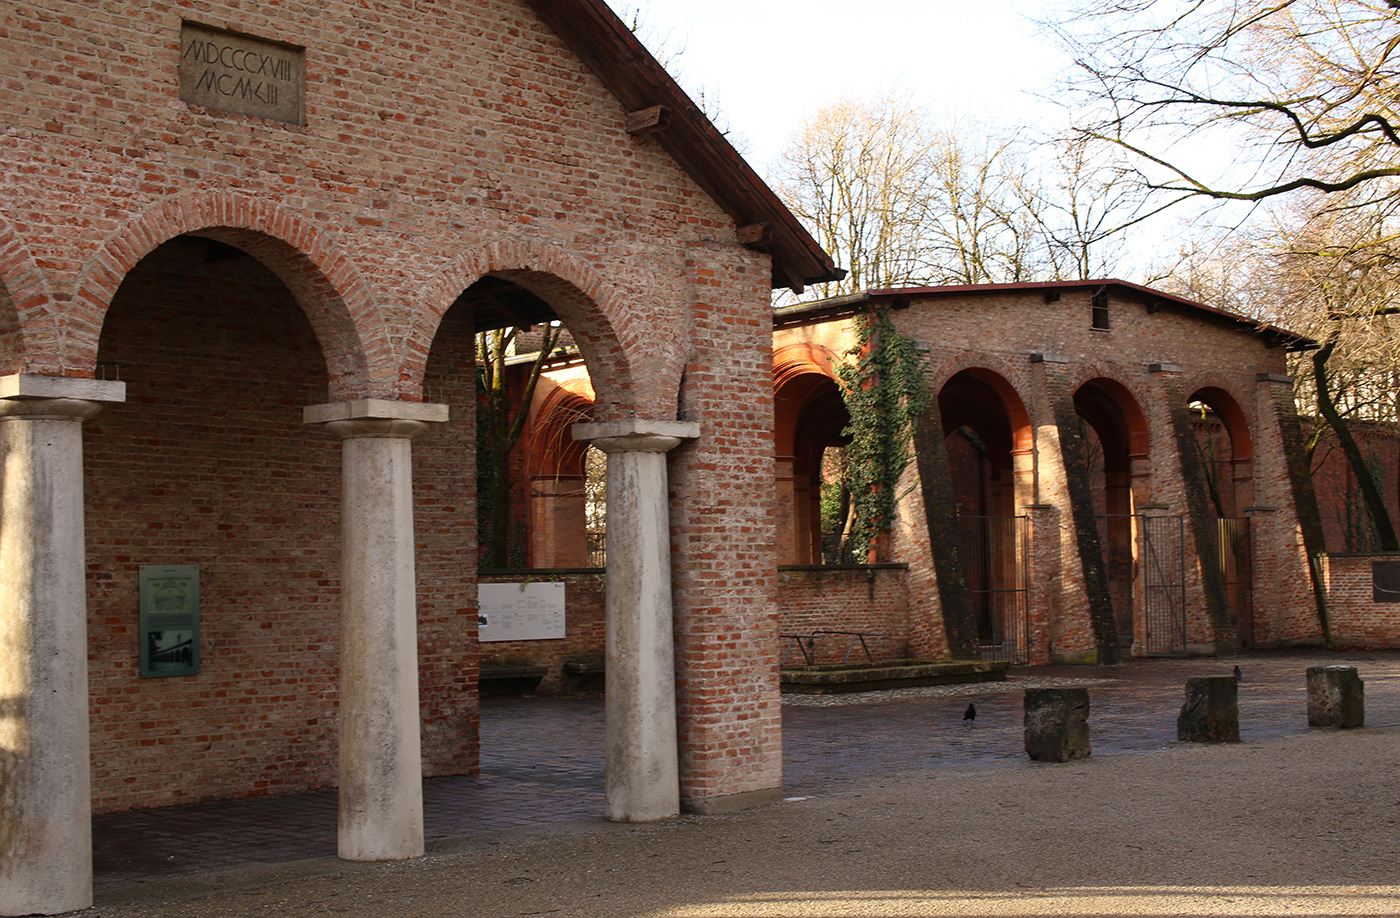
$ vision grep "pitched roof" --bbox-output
[772,280,1315,350]
[523,0,843,293]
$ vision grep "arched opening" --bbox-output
[1073,378,1150,651]
[526,385,596,569]
[939,369,1034,661]
[1188,386,1256,646]
[774,358,850,565]
[419,271,611,818]
[84,233,341,813]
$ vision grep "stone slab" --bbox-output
[1023,687,1091,762]
[1307,665,1365,728]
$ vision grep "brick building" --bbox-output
[773,282,1326,665]
[502,280,1329,673]
[0,1,839,913]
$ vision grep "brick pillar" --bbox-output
[1255,372,1328,645]
[668,244,782,815]
[1152,363,1232,650]
[913,401,978,658]
[0,375,124,917]
[305,398,446,862]
[1032,353,1118,664]
[573,419,697,822]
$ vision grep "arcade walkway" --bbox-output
[93,651,1400,891]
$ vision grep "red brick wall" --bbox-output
[669,246,782,809]
[2,0,777,812]
[1321,553,1400,648]
[775,566,911,663]
[84,237,341,813]
[775,289,1322,662]
[1310,420,1400,553]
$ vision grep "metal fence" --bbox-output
[586,531,606,568]
[1138,514,1187,656]
[958,515,1030,664]
[1216,517,1254,648]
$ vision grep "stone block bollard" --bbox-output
[1307,665,1365,728]
[1024,687,1091,762]
[1177,675,1240,743]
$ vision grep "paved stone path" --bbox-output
[91,650,1400,891]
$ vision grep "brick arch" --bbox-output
[1187,384,1255,462]
[1073,375,1151,467]
[413,242,642,420]
[71,192,383,399]
[773,343,849,564]
[773,341,841,388]
[928,353,1034,454]
[529,386,595,477]
[0,212,48,375]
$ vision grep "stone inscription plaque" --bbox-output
[179,23,304,124]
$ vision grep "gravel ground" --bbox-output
[90,724,1400,918]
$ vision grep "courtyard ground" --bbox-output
[88,651,1400,917]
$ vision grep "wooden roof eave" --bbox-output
[522,0,843,292]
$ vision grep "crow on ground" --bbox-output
[963,703,977,724]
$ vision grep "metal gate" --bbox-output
[1216,517,1254,648]
[958,515,1030,664]
[1138,514,1187,656]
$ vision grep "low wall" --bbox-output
[1320,553,1400,649]
[777,565,912,664]
[477,570,606,693]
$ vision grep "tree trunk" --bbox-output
[1314,338,1399,551]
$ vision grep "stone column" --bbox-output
[0,375,124,917]
[573,419,698,822]
[305,399,447,861]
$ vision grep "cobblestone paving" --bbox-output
[91,650,1400,889]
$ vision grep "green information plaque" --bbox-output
[139,565,200,677]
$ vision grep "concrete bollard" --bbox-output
[1024,688,1091,762]
[1307,665,1365,728]
[1177,675,1240,743]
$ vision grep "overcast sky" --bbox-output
[610,0,1068,174]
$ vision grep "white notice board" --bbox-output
[477,582,566,642]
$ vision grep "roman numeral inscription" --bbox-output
[179,23,304,125]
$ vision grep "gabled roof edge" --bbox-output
[522,0,843,292]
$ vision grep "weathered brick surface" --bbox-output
[775,566,911,663]
[1320,554,1400,648]
[85,237,341,813]
[774,288,1323,663]
[2,1,777,812]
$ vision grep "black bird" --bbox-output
[1233,665,1243,682]
[963,703,977,724]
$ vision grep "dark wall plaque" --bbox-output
[179,23,304,124]
[1373,559,1400,602]
[139,564,201,677]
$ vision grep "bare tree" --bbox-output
[772,94,1054,298]
[477,323,562,568]
[1051,0,1400,210]
[1154,199,1400,548]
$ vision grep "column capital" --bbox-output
[573,419,700,454]
[0,374,125,421]
[304,399,448,440]
[0,374,126,403]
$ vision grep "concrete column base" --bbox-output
[306,400,446,862]
[0,376,123,917]
[574,419,698,824]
